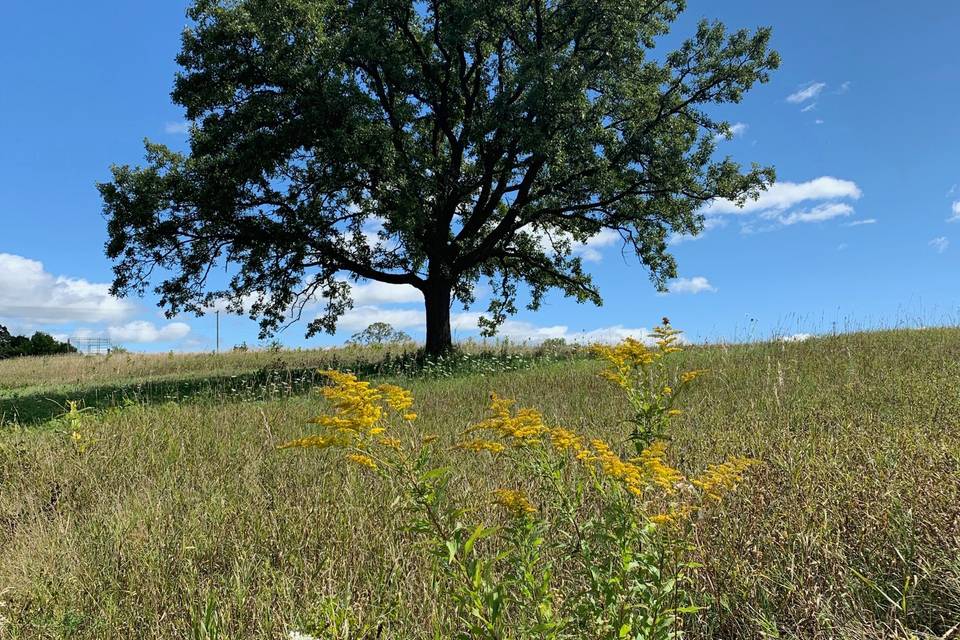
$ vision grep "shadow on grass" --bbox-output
[0,350,578,426]
[0,366,336,426]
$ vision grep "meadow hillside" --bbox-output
[1,328,958,638]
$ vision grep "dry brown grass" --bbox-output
[1,328,959,638]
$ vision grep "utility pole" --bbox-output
[216,310,220,354]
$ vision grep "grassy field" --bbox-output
[1,328,959,638]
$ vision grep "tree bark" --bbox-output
[423,282,453,356]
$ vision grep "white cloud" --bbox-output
[164,121,190,134]
[666,276,716,294]
[337,306,425,331]
[452,313,659,345]
[668,216,727,245]
[814,119,825,125]
[800,103,817,113]
[775,202,854,226]
[947,201,960,222]
[930,236,949,253]
[521,226,622,263]
[0,253,135,325]
[837,81,851,94]
[573,228,621,262]
[787,82,826,104]
[704,177,861,216]
[845,218,877,226]
[714,122,748,142]
[779,333,812,342]
[108,321,191,343]
[349,281,422,306]
[332,305,670,346]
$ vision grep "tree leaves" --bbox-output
[100,0,778,350]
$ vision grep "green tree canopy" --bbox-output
[100,0,778,354]
[348,322,414,346]
[0,325,78,359]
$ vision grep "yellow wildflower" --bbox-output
[650,504,694,526]
[667,409,682,417]
[310,370,385,436]
[422,434,439,444]
[492,489,536,517]
[589,439,646,495]
[588,439,683,496]
[457,439,506,454]
[637,441,683,492]
[278,434,341,450]
[693,457,758,501]
[469,394,549,445]
[652,321,684,353]
[548,427,584,454]
[680,369,708,384]
[377,383,415,414]
[378,436,402,451]
[345,453,378,470]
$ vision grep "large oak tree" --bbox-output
[100,0,778,354]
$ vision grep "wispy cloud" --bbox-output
[453,315,661,345]
[668,217,727,245]
[800,103,817,113]
[786,82,826,104]
[836,81,851,94]
[929,236,949,253]
[164,121,191,135]
[845,218,877,227]
[665,276,716,295]
[107,321,191,343]
[714,122,748,142]
[775,202,854,226]
[705,177,861,216]
[947,201,960,222]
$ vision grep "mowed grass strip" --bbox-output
[1,328,959,638]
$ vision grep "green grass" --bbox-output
[1,329,959,638]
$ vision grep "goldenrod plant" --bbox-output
[61,400,93,453]
[592,319,707,453]
[281,360,756,639]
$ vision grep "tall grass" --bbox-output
[1,328,958,638]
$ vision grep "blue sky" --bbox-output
[2,1,959,351]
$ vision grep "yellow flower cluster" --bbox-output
[548,426,584,454]
[377,383,418,421]
[467,394,549,446]
[636,441,685,491]
[280,371,418,465]
[651,321,684,353]
[457,439,507,454]
[346,453,378,470]
[492,489,536,517]
[587,439,683,497]
[592,337,657,389]
[693,457,758,501]
[680,369,708,384]
[462,395,686,499]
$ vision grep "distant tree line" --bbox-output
[0,325,78,359]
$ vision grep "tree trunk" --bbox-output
[423,282,453,356]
